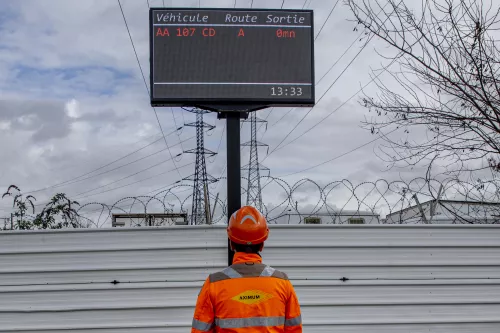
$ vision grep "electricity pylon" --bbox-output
[183,108,218,224]
[242,112,269,211]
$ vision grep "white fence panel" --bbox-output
[1,225,499,332]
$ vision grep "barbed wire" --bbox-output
[69,176,500,227]
[3,176,499,230]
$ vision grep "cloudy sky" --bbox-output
[0,0,437,224]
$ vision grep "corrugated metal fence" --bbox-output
[1,225,500,332]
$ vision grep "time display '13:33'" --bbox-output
[271,87,303,96]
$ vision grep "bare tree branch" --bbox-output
[347,0,500,175]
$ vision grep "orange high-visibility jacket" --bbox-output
[191,252,302,333]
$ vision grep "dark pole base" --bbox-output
[224,112,246,266]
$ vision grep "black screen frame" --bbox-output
[149,7,315,111]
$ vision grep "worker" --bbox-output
[191,206,302,333]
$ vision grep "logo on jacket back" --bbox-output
[231,290,274,305]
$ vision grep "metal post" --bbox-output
[226,112,242,266]
[211,192,219,222]
[203,183,211,225]
[413,194,428,224]
[429,184,443,224]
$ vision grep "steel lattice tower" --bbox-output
[242,112,269,211]
[183,108,218,225]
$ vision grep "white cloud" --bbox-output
[65,99,80,119]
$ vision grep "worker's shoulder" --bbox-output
[208,264,290,283]
[269,267,289,280]
[209,271,231,283]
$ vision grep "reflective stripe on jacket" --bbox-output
[191,252,302,333]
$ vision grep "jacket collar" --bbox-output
[232,252,262,265]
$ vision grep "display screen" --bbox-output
[149,8,315,109]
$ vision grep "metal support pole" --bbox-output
[212,192,219,222]
[429,184,443,224]
[226,112,242,266]
[203,183,211,225]
[413,194,429,224]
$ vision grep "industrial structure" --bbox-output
[0,217,11,230]
[270,210,380,224]
[183,108,218,225]
[385,199,500,224]
[111,213,188,227]
[242,112,269,211]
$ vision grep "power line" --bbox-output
[268,107,295,128]
[144,180,192,197]
[265,3,399,156]
[277,128,398,178]
[264,4,382,135]
[27,131,162,190]
[73,157,185,199]
[77,170,190,204]
[117,0,183,179]
[315,0,340,41]
[317,31,373,100]
[213,164,228,192]
[66,131,195,187]
[169,108,185,151]
[270,60,397,153]
[20,127,181,196]
[144,1,185,152]
[0,130,195,213]
[254,108,272,144]
[263,34,373,160]
[281,0,285,9]
[258,107,273,132]
[74,160,195,201]
[42,132,190,198]
[316,31,364,86]
[264,1,350,132]
[316,4,388,86]
[213,123,226,158]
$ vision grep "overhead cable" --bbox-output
[277,128,398,177]
[22,127,181,196]
[118,0,183,178]
[314,0,341,41]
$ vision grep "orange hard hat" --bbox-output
[227,206,269,245]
